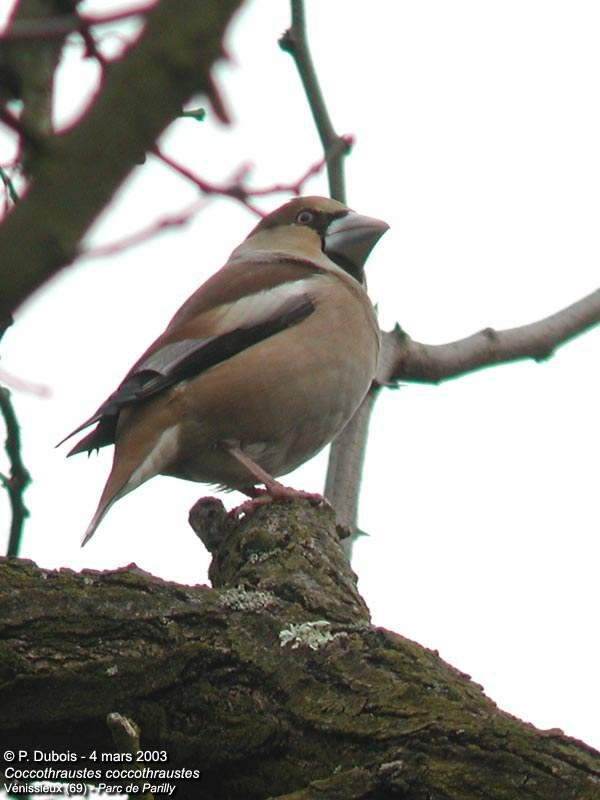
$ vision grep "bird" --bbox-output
[60,196,389,546]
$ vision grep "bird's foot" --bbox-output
[231,481,326,520]
[230,493,275,519]
[266,481,324,505]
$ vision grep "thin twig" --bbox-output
[180,107,206,121]
[250,135,353,197]
[79,199,208,259]
[279,1,350,201]
[0,166,19,205]
[152,147,264,216]
[65,0,108,68]
[0,387,31,557]
[152,146,338,216]
[377,289,600,385]
[326,386,381,536]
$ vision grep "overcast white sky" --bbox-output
[1,0,599,751]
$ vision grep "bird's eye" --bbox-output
[296,210,315,225]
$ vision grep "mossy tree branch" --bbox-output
[0,502,598,800]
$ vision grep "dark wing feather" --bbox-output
[62,294,315,456]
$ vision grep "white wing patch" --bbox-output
[215,277,318,332]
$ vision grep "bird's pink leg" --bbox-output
[226,445,324,518]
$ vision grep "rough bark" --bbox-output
[0,500,598,800]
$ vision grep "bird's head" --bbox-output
[244,196,389,284]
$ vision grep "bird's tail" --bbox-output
[82,496,119,547]
[81,474,131,547]
[81,424,180,546]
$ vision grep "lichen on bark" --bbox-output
[0,500,598,799]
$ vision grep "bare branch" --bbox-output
[152,145,340,216]
[62,0,108,69]
[280,0,600,543]
[280,0,600,541]
[152,147,264,217]
[0,387,31,557]
[0,165,19,205]
[250,134,354,197]
[279,0,349,201]
[377,288,600,384]
[325,387,380,538]
[79,199,208,260]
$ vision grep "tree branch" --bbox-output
[78,199,208,260]
[327,288,600,536]
[0,387,30,557]
[0,164,19,206]
[63,0,108,69]
[325,386,380,545]
[279,0,350,202]
[152,144,343,218]
[377,288,600,384]
[0,0,244,320]
[280,0,600,542]
[0,501,598,799]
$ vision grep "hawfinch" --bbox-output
[62,196,389,545]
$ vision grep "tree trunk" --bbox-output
[0,500,598,799]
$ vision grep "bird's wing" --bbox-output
[61,257,321,455]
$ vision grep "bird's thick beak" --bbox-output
[323,211,389,272]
